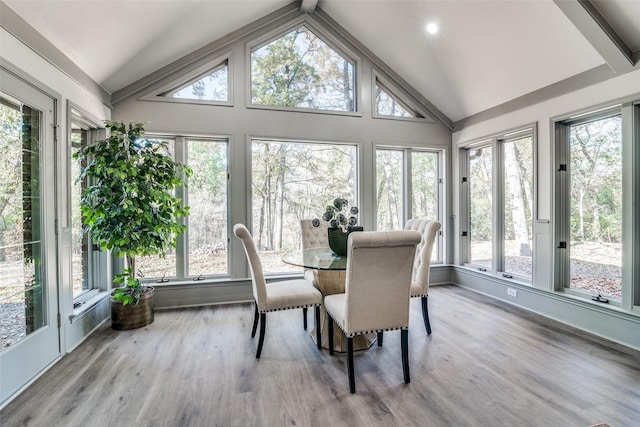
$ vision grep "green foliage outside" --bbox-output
[251,141,356,255]
[251,25,354,111]
[0,104,22,265]
[570,116,622,244]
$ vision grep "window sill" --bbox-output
[70,291,111,324]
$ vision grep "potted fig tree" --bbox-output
[74,120,191,330]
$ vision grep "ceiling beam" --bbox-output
[300,0,319,14]
[553,0,635,73]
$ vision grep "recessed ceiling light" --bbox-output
[426,23,439,35]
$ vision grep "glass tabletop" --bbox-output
[281,247,347,270]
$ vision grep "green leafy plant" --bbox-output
[74,120,192,304]
[112,269,142,306]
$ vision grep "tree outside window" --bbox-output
[567,115,622,299]
[251,26,355,112]
[251,139,357,274]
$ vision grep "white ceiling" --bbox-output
[4,0,640,123]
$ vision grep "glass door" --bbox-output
[1,68,59,406]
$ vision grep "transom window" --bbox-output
[374,80,418,119]
[250,25,356,112]
[166,60,229,102]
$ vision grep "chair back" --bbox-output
[405,219,441,294]
[343,230,421,335]
[233,224,267,310]
[300,219,329,249]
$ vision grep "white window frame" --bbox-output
[460,125,537,285]
[372,73,431,122]
[140,52,234,107]
[246,17,361,116]
[375,145,445,264]
[139,133,231,284]
[553,101,639,310]
[67,103,109,305]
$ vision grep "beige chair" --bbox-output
[233,224,323,358]
[299,219,330,329]
[405,219,441,335]
[324,230,421,393]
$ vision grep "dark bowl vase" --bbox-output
[327,226,363,257]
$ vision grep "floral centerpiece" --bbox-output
[313,198,361,256]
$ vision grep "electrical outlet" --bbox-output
[507,288,518,297]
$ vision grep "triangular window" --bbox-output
[374,79,421,119]
[163,60,229,102]
[250,25,355,112]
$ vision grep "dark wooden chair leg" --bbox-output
[377,331,383,346]
[421,296,432,335]
[251,302,259,338]
[401,329,410,383]
[315,306,321,350]
[303,307,308,330]
[328,314,334,355]
[256,313,266,359]
[347,337,355,393]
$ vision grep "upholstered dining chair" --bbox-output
[233,224,323,358]
[299,219,330,329]
[404,219,441,335]
[324,230,422,393]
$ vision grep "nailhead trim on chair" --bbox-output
[260,302,322,314]
[332,319,408,338]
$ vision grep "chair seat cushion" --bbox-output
[263,279,323,312]
[324,292,347,330]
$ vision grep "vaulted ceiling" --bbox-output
[3,0,640,126]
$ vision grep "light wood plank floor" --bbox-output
[2,285,639,427]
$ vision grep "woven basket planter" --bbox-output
[110,287,155,330]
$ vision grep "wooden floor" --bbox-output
[2,285,639,427]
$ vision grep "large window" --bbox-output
[376,147,442,260]
[136,137,178,280]
[502,133,534,278]
[556,112,623,299]
[376,150,404,230]
[186,138,228,278]
[463,128,535,280]
[251,139,358,274]
[136,136,229,281]
[468,145,493,269]
[411,151,439,221]
[250,25,356,112]
[70,123,98,300]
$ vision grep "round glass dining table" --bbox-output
[281,247,347,270]
[282,247,376,352]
